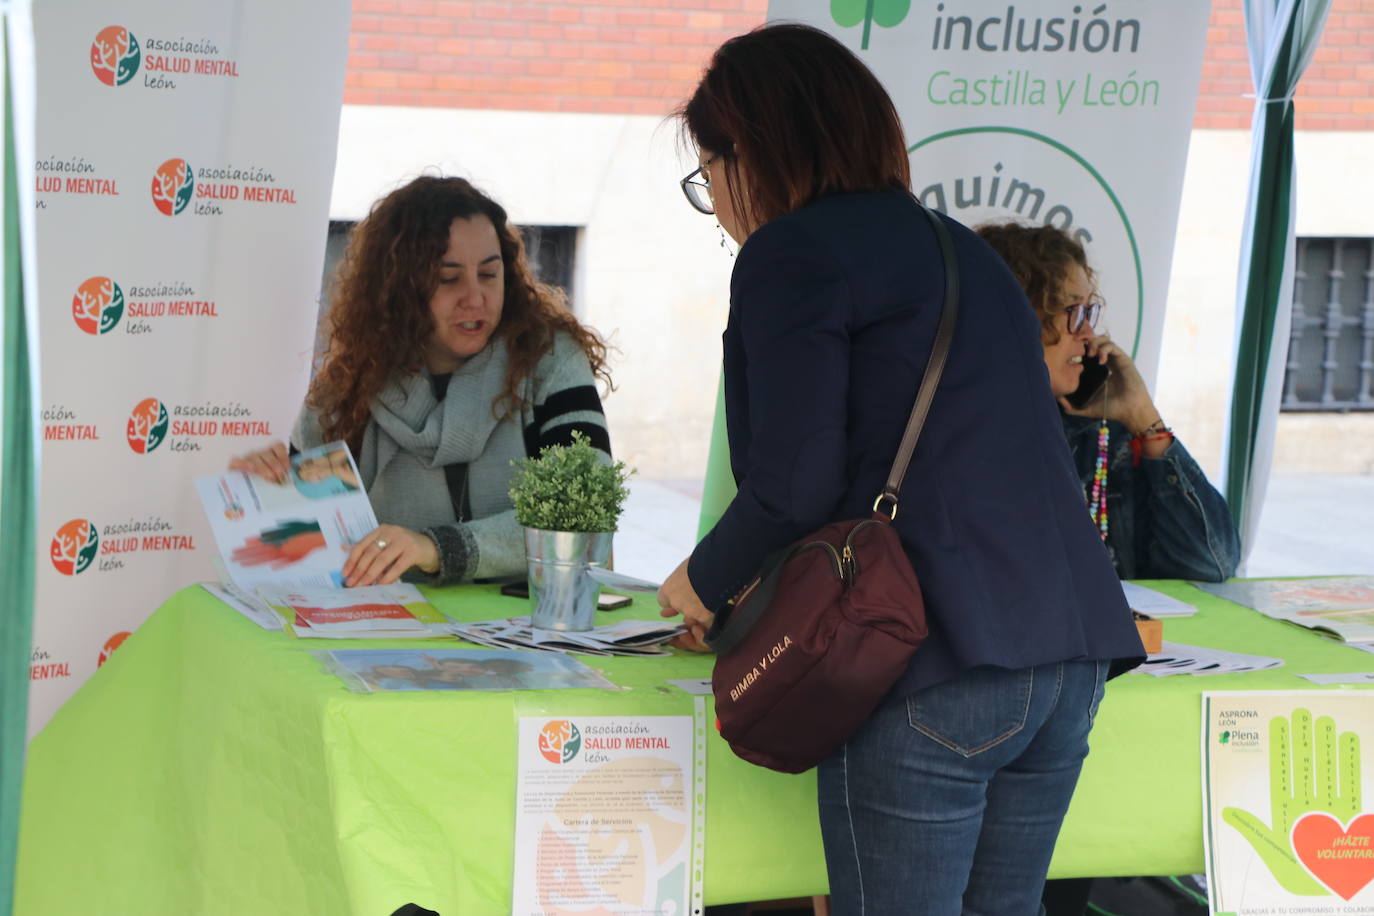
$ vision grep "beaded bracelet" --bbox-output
[1130,429,1175,466]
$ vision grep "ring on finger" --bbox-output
[373,539,388,550]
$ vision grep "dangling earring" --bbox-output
[717,224,735,259]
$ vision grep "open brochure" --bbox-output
[317,648,617,692]
[1194,576,1374,648]
[194,441,378,592]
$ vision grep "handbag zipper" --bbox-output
[841,518,887,581]
[796,540,846,583]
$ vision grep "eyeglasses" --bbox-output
[1065,300,1104,334]
[680,154,718,215]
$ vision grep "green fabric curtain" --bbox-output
[0,15,37,916]
[1224,0,1332,553]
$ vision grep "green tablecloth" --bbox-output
[16,580,1374,914]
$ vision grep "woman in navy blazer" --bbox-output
[656,24,1144,915]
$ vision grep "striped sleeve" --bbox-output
[523,334,610,458]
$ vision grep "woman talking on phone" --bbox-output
[656,24,1143,915]
[977,222,1240,583]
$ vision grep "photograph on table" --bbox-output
[317,647,617,692]
[1203,690,1374,914]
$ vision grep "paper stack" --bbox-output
[450,617,684,656]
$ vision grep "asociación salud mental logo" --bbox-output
[71,276,125,335]
[51,519,99,575]
[127,398,170,454]
[90,26,141,86]
[538,720,582,764]
[151,158,194,215]
[98,632,131,668]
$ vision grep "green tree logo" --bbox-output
[831,0,910,50]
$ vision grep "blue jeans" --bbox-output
[817,660,1109,916]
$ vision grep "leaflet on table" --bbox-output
[1202,691,1374,914]
[193,441,377,592]
[1195,577,1374,615]
[200,582,284,631]
[257,584,450,639]
[1122,581,1198,617]
[585,567,663,593]
[1135,641,1284,677]
[512,715,701,916]
[317,648,616,692]
[450,617,683,656]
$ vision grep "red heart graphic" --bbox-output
[1292,812,1374,901]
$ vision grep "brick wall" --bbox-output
[345,0,1374,129]
[1197,0,1374,130]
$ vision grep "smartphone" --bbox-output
[499,581,632,611]
[1066,352,1109,410]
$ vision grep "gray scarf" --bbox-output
[300,341,527,534]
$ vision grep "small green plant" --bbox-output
[509,431,631,533]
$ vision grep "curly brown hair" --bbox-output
[308,176,610,452]
[975,222,1099,346]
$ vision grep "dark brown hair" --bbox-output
[308,176,610,453]
[680,23,910,233]
[975,222,1099,346]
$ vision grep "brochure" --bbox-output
[512,715,703,915]
[1194,577,1374,615]
[317,648,617,692]
[1122,581,1198,618]
[1135,641,1284,677]
[258,584,449,639]
[194,441,378,592]
[450,617,683,656]
[1202,691,1374,913]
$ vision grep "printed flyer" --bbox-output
[193,441,377,591]
[513,716,699,915]
[1203,691,1374,914]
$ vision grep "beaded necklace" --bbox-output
[1088,400,1110,541]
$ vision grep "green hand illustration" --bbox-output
[830,0,910,50]
[1221,708,1361,896]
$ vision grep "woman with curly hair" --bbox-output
[231,176,612,586]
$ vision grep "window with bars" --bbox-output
[1282,237,1374,411]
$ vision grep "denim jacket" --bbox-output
[1061,414,1240,582]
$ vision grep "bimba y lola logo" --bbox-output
[73,276,218,337]
[90,26,141,87]
[98,632,132,668]
[538,720,582,764]
[126,398,170,454]
[151,158,194,215]
[50,519,100,575]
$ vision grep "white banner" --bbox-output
[768,0,1211,380]
[28,0,350,734]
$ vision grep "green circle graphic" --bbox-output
[909,126,1145,357]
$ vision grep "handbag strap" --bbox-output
[875,201,960,516]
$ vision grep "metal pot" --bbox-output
[523,528,613,632]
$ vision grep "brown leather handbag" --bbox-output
[704,200,960,774]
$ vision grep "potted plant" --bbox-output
[509,431,631,631]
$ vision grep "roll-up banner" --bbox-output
[28,0,351,734]
[770,0,1212,378]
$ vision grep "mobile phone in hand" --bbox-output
[1066,352,1109,410]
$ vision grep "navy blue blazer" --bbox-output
[687,190,1144,694]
